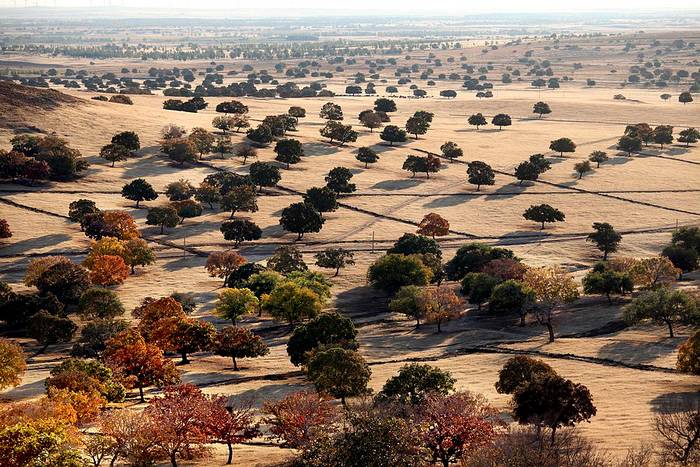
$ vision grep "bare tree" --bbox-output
[654,400,700,465]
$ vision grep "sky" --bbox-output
[3,0,700,11]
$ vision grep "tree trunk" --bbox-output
[603,249,608,261]
[181,352,189,364]
[550,427,557,446]
[232,356,238,371]
[170,451,178,467]
[136,200,140,208]
[131,264,136,274]
[334,267,340,277]
[437,320,442,333]
[667,320,674,338]
[519,313,526,327]
[160,224,165,234]
[541,221,545,230]
[139,386,145,403]
[226,442,234,464]
[442,457,450,467]
[546,322,555,342]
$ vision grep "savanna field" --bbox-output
[0,11,700,466]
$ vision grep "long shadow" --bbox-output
[495,230,552,246]
[484,182,528,201]
[606,156,634,166]
[371,179,425,190]
[226,382,308,408]
[596,338,680,365]
[424,194,471,209]
[303,142,340,157]
[649,391,700,413]
[2,378,47,401]
[0,233,72,255]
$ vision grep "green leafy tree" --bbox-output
[582,266,633,304]
[533,101,552,118]
[389,285,426,326]
[165,179,195,201]
[195,182,221,209]
[220,219,262,247]
[461,272,499,310]
[367,254,432,295]
[679,91,694,104]
[267,245,307,274]
[314,248,355,276]
[587,222,622,260]
[249,161,281,192]
[170,199,202,224]
[288,106,306,123]
[216,288,259,325]
[523,204,565,230]
[325,167,356,193]
[100,143,130,167]
[440,141,463,162]
[146,206,179,234]
[274,138,304,169]
[662,245,699,278]
[489,280,535,325]
[588,150,609,168]
[35,260,91,305]
[78,287,125,320]
[68,199,99,226]
[306,347,371,405]
[111,131,140,151]
[492,114,512,130]
[678,128,700,147]
[356,147,379,168]
[161,138,197,166]
[262,281,323,324]
[405,115,430,139]
[212,136,234,159]
[188,127,215,159]
[121,178,157,208]
[376,363,455,405]
[374,98,397,112]
[574,161,592,179]
[467,160,495,190]
[246,125,274,147]
[495,356,556,394]
[379,125,407,146]
[623,286,699,337]
[319,102,343,121]
[549,138,576,157]
[617,135,642,156]
[515,161,540,185]
[29,310,77,353]
[287,311,358,366]
[304,187,338,214]
[221,185,258,219]
[468,113,487,130]
[280,202,325,240]
[389,233,442,258]
[653,125,674,149]
[445,243,514,281]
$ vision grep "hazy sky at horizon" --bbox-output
[5,0,700,11]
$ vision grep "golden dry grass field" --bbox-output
[1,26,700,465]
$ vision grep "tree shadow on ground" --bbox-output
[649,391,700,413]
[303,142,340,157]
[1,233,72,255]
[484,182,528,201]
[424,194,471,209]
[371,179,424,190]
[596,338,680,365]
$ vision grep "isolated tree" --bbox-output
[314,248,355,276]
[574,161,592,179]
[0,219,11,240]
[214,326,269,371]
[617,135,642,156]
[467,160,495,191]
[549,138,576,157]
[220,219,262,247]
[29,310,77,354]
[515,161,540,185]
[653,125,674,149]
[319,102,343,120]
[533,101,552,118]
[523,266,580,342]
[654,401,700,465]
[280,202,325,240]
[354,147,379,168]
[249,161,281,191]
[262,281,322,324]
[100,143,130,167]
[588,150,609,168]
[624,286,698,338]
[216,100,248,114]
[440,141,463,162]
[267,245,307,274]
[221,185,258,219]
[523,204,565,230]
[306,347,371,405]
[492,114,512,130]
[274,138,304,169]
[679,91,693,104]
[287,311,357,366]
[678,127,700,147]
[146,206,179,234]
[587,222,622,260]
[379,125,408,146]
[374,98,397,112]
[368,254,432,295]
[389,285,427,326]
[111,131,140,151]
[263,391,337,449]
[0,338,26,390]
[121,179,157,208]
[376,363,455,406]
[403,154,441,178]
[468,113,487,130]
[288,106,306,124]
[360,111,383,132]
[205,250,247,287]
[325,166,356,193]
[511,373,596,444]
[417,212,450,238]
[405,115,430,139]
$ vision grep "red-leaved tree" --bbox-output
[263,390,338,449]
[207,395,260,464]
